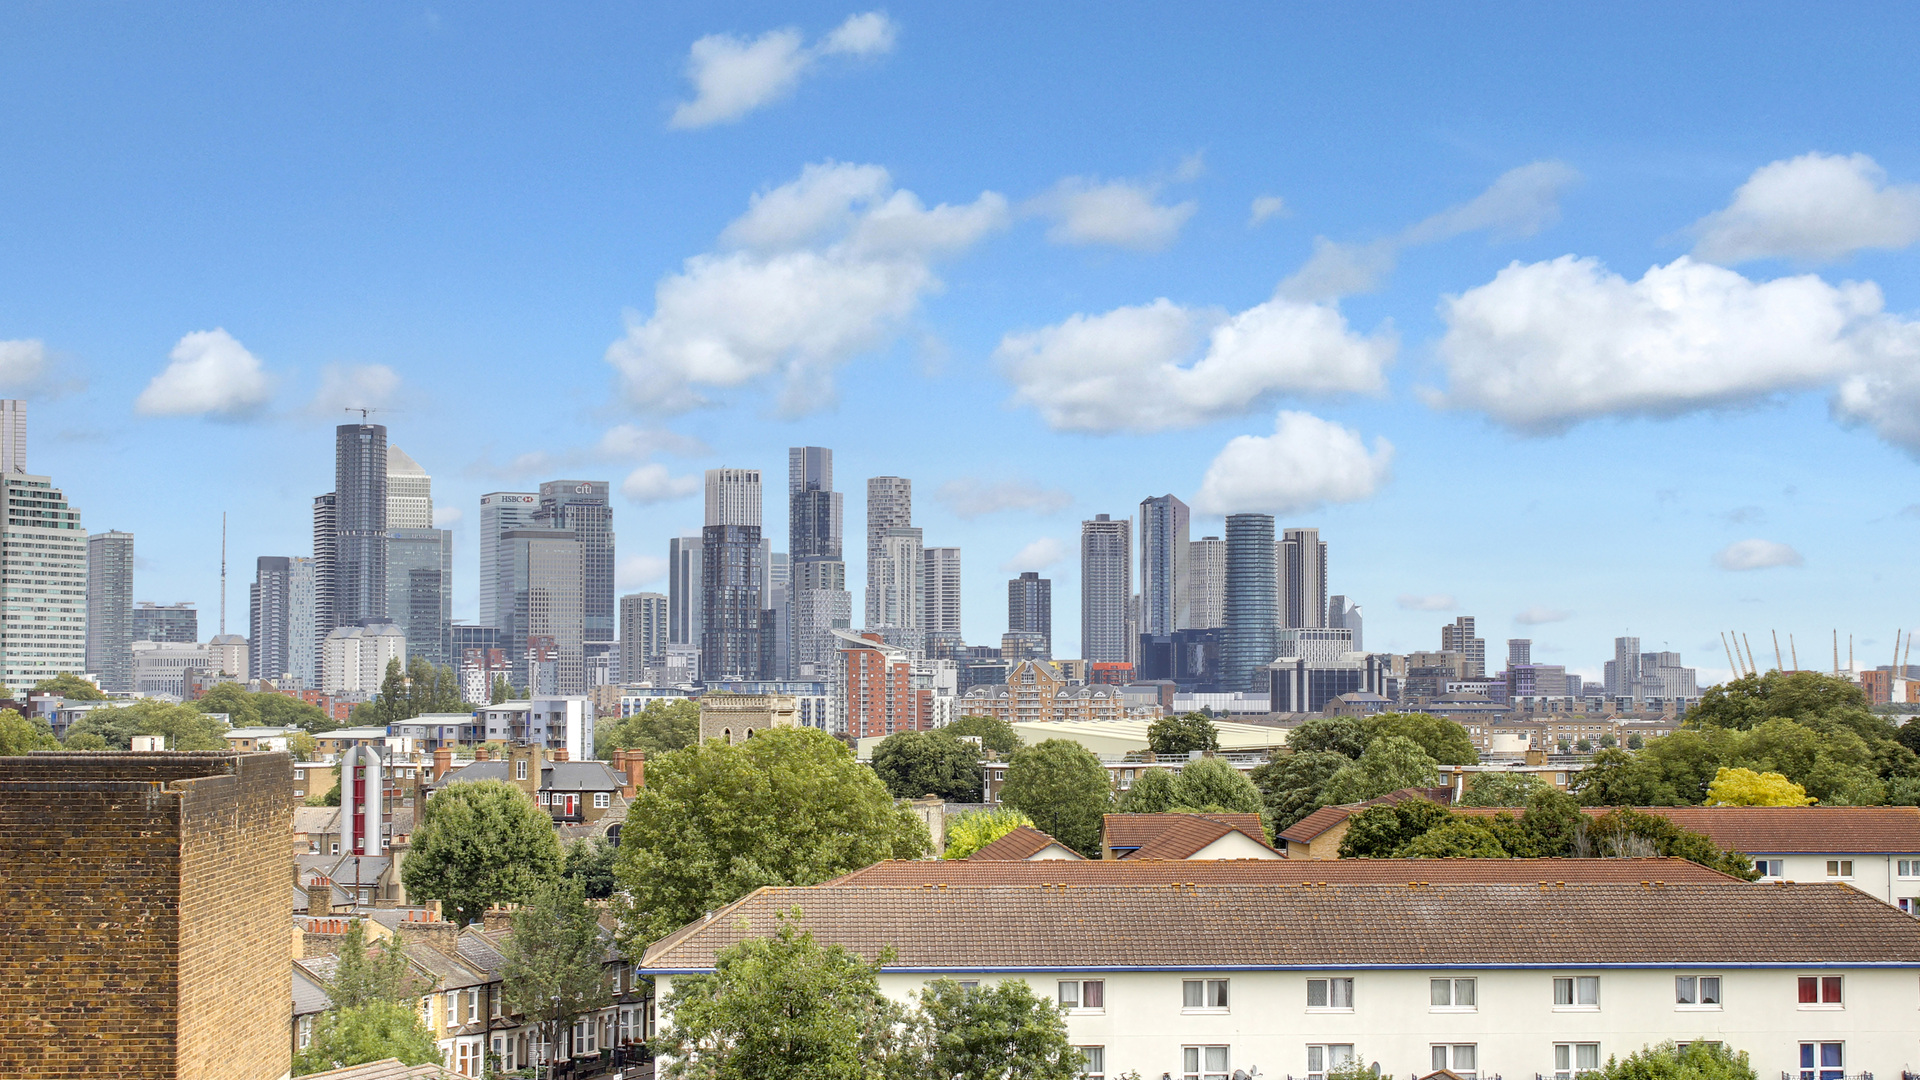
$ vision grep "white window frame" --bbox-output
[1826,859,1854,878]
[1181,978,1230,1013]
[594,791,610,809]
[1555,1041,1601,1080]
[466,988,479,1023]
[1431,1043,1478,1078]
[1553,975,1600,1010]
[1798,974,1844,1009]
[1799,1041,1845,1080]
[1675,974,1722,1009]
[1078,1045,1105,1080]
[1307,1044,1355,1080]
[1306,976,1354,1011]
[516,760,528,780]
[1058,978,1105,1013]
[1430,976,1477,1011]
[296,1014,313,1049]
[1753,859,1785,879]
[1183,1044,1231,1080]
[1899,858,1920,878]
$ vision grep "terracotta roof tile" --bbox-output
[1279,788,1452,843]
[1448,805,1920,854]
[831,856,1740,886]
[1102,813,1275,859]
[966,825,1082,861]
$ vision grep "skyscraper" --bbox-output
[1508,638,1531,668]
[85,530,134,693]
[620,592,667,678]
[869,526,925,645]
[479,492,538,632]
[534,480,614,662]
[788,448,852,694]
[386,446,432,529]
[766,549,791,679]
[1138,495,1189,638]
[1080,514,1132,663]
[1279,527,1328,629]
[332,423,388,628]
[0,399,24,474]
[864,477,912,628]
[789,447,842,559]
[667,534,703,645]
[791,557,852,678]
[288,556,316,687]
[1606,635,1643,697]
[923,547,962,641]
[387,528,453,667]
[132,602,197,644]
[249,556,292,682]
[502,527,584,693]
[1442,616,1487,678]
[1222,513,1278,692]
[1185,536,1225,630]
[705,468,762,528]
[700,524,763,681]
[0,467,85,696]
[1008,572,1052,658]
[1328,594,1363,652]
[311,494,336,641]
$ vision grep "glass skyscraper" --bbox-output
[1223,513,1278,692]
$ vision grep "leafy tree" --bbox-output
[871,731,984,802]
[561,837,618,899]
[62,732,106,751]
[1286,716,1369,759]
[1458,770,1545,807]
[195,681,262,727]
[292,1001,441,1076]
[1503,787,1587,857]
[1249,750,1352,834]
[1320,736,1439,805]
[0,709,58,754]
[1364,713,1478,766]
[1169,756,1262,815]
[287,730,318,761]
[65,699,229,751]
[1598,734,1618,749]
[945,715,1021,756]
[1691,670,1870,732]
[1146,712,1218,756]
[400,779,563,925]
[597,699,700,758]
[1336,798,1453,858]
[1705,766,1815,806]
[255,692,337,733]
[33,672,104,700]
[651,918,909,1080]
[1400,818,1507,857]
[944,807,1035,860]
[1114,768,1178,813]
[490,674,514,705]
[1576,738,1593,752]
[1595,1040,1756,1080]
[1626,733,1644,750]
[327,920,415,1009]
[900,978,1083,1080]
[1584,807,1757,879]
[615,727,929,949]
[502,881,613,1074]
[998,739,1114,858]
[363,656,470,725]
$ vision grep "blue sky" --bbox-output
[4,3,1920,681]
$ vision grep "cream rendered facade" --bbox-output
[1756,852,1920,912]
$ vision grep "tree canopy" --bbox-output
[1249,750,1352,835]
[356,656,470,726]
[615,727,929,950]
[326,920,417,1010]
[1705,766,1815,806]
[0,709,58,754]
[900,979,1084,1080]
[1457,770,1546,807]
[1320,735,1440,805]
[32,672,104,700]
[870,730,984,802]
[399,779,563,925]
[64,699,229,751]
[597,698,700,758]
[998,739,1113,857]
[292,1001,441,1077]
[943,807,1035,860]
[1596,1041,1756,1080]
[1146,712,1218,756]
[502,881,612,1071]
[561,837,618,899]
[1114,768,1179,814]
[1168,756,1263,815]
[194,682,334,733]
[945,715,1021,756]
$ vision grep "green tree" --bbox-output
[597,699,700,758]
[490,674,514,705]
[1249,750,1352,834]
[1691,670,1870,732]
[1585,807,1757,879]
[0,709,58,754]
[1364,713,1478,766]
[945,716,1021,756]
[31,672,104,700]
[998,739,1113,858]
[1576,738,1593,752]
[615,727,929,949]
[502,881,613,1074]
[327,920,415,1009]
[1146,712,1219,756]
[561,837,619,899]
[1705,766,1815,806]
[292,1001,441,1076]
[871,731,984,802]
[1596,1040,1756,1080]
[287,730,318,762]
[1400,817,1508,857]
[194,681,262,727]
[1320,736,1439,805]
[943,807,1035,860]
[1626,733,1644,750]
[651,918,909,1080]
[900,978,1083,1080]
[1168,756,1263,815]
[62,732,106,751]
[1286,716,1369,759]
[65,699,229,751]
[1336,798,1454,858]
[400,779,563,925]
[1114,768,1178,813]
[1506,787,1586,857]
[1458,771,1546,807]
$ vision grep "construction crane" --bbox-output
[343,407,384,420]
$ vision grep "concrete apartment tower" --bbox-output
[620,591,667,678]
[1007,571,1052,658]
[248,556,292,682]
[1222,513,1278,692]
[702,468,764,681]
[1279,527,1328,629]
[0,398,24,474]
[1329,594,1364,652]
[864,476,913,628]
[331,423,388,629]
[287,555,316,687]
[311,493,336,642]
[667,533,703,645]
[86,530,135,693]
[1139,495,1189,637]
[1080,513,1132,663]
[1442,616,1487,679]
[923,546,962,644]
[1185,535,1226,630]
[0,421,86,697]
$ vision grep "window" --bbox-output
[594,791,611,809]
[516,760,528,780]
[1183,1045,1230,1080]
[466,988,479,1022]
[1430,977,1477,1009]
[1431,1043,1477,1078]
[1554,976,1600,1008]
[1900,859,1920,878]
[1800,1042,1844,1080]
[296,1015,313,1049]
[1555,1042,1601,1080]
[957,980,980,989]
[1182,979,1229,1010]
[1058,980,1104,1010]
[1675,975,1721,1007]
[1754,859,1785,878]
[1826,860,1854,878]
[1902,898,1918,916]
[455,1041,477,1076]
[1078,1046,1105,1080]
[446,990,458,1024]
[1307,1044,1355,1080]
[1307,977,1354,1010]
[1798,976,1843,1006]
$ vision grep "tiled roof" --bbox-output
[1449,805,1920,854]
[298,1059,457,1080]
[828,856,1741,886]
[966,825,1081,861]
[401,941,490,989]
[1278,788,1454,843]
[642,880,1920,972]
[294,806,341,834]
[292,965,334,1016]
[456,927,509,978]
[1103,813,1272,858]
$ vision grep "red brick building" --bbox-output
[838,631,930,739]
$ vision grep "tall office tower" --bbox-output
[788,446,851,690]
[1080,514,1132,663]
[1278,527,1328,628]
[85,530,134,692]
[1327,595,1364,653]
[0,399,23,474]
[870,527,925,651]
[132,602,197,643]
[386,446,432,529]
[478,492,538,631]
[1138,495,1189,637]
[766,550,791,679]
[387,527,453,667]
[922,547,962,640]
[534,480,615,664]
[288,556,316,687]
[333,423,388,628]
[1222,513,1278,692]
[705,468,763,528]
[1008,572,1052,658]
[1508,638,1532,668]
[1606,635,1643,697]
[0,470,85,696]
[864,477,913,627]
[700,524,763,681]
[311,494,336,640]
[620,592,668,678]
[791,557,852,675]
[502,528,584,693]
[248,557,292,682]
[1185,536,1226,629]
[789,447,842,557]
[667,534,703,645]
[1441,616,1487,678]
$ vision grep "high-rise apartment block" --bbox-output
[923,546,962,642]
[620,592,667,677]
[332,423,389,628]
[864,476,912,628]
[0,399,24,475]
[1441,616,1486,678]
[667,534,703,646]
[1509,638,1532,668]
[870,527,924,638]
[321,623,407,696]
[478,491,538,631]
[1185,536,1225,630]
[1138,495,1189,637]
[1328,594,1363,653]
[1279,527,1327,628]
[1222,513,1277,692]
[133,602,197,644]
[700,523,763,682]
[0,469,87,696]
[248,556,292,682]
[287,556,316,687]
[534,480,614,668]
[86,530,134,693]
[1008,571,1052,658]
[1080,514,1132,663]
[705,468,762,528]
[835,628,928,739]
[788,446,851,703]
[311,493,336,641]
[789,447,842,559]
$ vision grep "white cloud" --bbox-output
[1248,195,1289,227]
[1714,539,1804,571]
[1397,593,1457,611]
[1833,342,1920,453]
[1437,255,1905,431]
[936,478,1072,519]
[999,537,1066,573]
[1193,410,1393,515]
[1029,177,1196,251]
[432,507,463,528]
[606,161,1008,415]
[669,12,898,129]
[135,328,272,417]
[1515,606,1571,625]
[1278,238,1398,302]
[998,295,1391,433]
[309,363,400,416]
[1691,152,1920,264]
[621,463,701,504]
[0,340,47,388]
[594,424,708,460]
[618,553,670,589]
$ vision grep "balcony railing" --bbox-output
[1784,1073,1872,1080]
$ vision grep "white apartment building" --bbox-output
[130,640,211,699]
[0,471,87,696]
[473,696,593,758]
[320,622,406,697]
[643,881,1920,1080]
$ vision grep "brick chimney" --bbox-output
[402,913,461,959]
[620,751,644,797]
[483,905,517,932]
[432,747,454,782]
[473,746,489,762]
[307,877,334,915]
[552,747,569,762]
